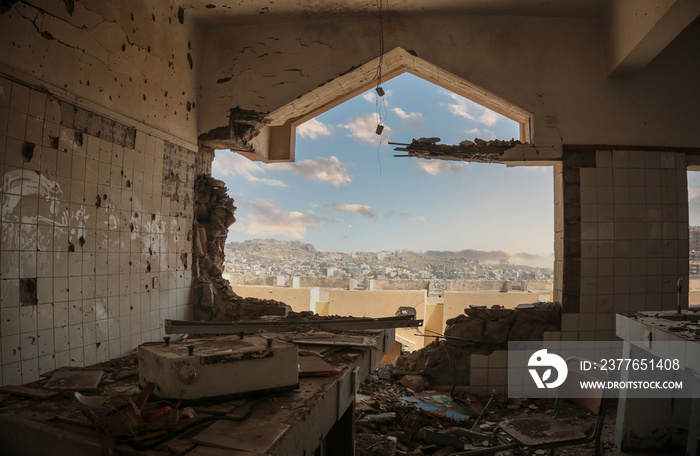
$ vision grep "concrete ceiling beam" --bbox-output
[605,0,700,78]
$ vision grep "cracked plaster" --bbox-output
[0,0,200,144]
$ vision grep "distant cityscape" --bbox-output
[223,238,553,289]
[689,226,700,276]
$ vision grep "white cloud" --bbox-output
[272,156,351,188]
[411,215,427,223]
[245,199,324,239]
[331,204,377,218]
[467,127,496,140]
[393,107,423,123]
[212,152,287,187]
[297,118,332,140]
[689,187,700,203]
[341,113,390,143]
[446,93,500,126]
[413,160,469,176]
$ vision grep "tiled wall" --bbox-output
[0,77,198,385]
[469,350,508,395]
[552,149,689,342]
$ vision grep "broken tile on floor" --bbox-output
[44,370,103,391]
[192,417,289,453]
[298,354,340,376]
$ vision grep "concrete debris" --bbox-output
[399,374,425,393]
[357,412,398,424]
[393,137,525,163]
[377,366,392,380]
[198,107,269,152]
[192,174,290,321]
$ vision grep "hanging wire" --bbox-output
[373,0,388,175]
[375,0,385,87]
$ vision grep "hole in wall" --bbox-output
[19,278,38,306]
[212,73,554,334]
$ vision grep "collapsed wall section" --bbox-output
[191,170,290,321]
[395,303,560,393]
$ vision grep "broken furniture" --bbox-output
[0,328,396,455]
[138,335,298,400]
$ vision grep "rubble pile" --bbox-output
[355,364,619,456]
[192,174,290,320]
[356,371,467,456]
[395,303,560,387]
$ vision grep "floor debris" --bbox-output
[355,364,631,456]
[400,394,476,421]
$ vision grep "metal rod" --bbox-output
[471,393,497,431]
[165,316,423,335]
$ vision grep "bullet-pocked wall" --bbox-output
[0,78,199,384]
[0,0,203,386]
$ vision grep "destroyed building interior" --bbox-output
[0,0,699,455]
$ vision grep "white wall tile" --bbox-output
[1,84,197,386]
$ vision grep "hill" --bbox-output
[225,238,318,261]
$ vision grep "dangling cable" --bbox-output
[374,0,388,174]
[375,0,385,89]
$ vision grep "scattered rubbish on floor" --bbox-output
[356,363,622,456]
[74,391,108,408]
[400,393,476,421]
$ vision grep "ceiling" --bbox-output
[182,0,610,25]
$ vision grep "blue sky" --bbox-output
[212,73,555,267]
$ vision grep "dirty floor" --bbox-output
[354,368,686,456]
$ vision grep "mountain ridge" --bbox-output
[225,238,550,265]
